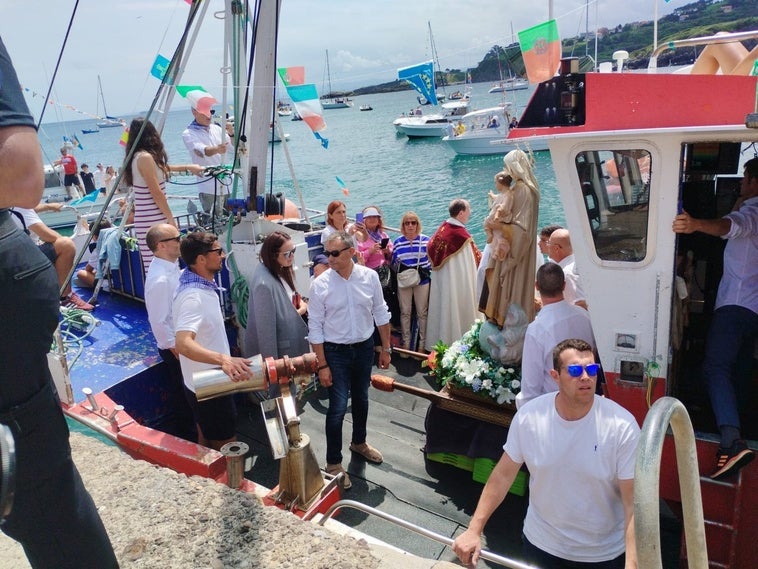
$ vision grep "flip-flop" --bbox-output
[349,442,383,464]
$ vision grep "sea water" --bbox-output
[37,82,564,246]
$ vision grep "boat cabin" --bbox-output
[517,56,757,568]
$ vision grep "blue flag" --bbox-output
[397,60,437,106]
[151,54,171,82]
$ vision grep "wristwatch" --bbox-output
[381,346,392,353]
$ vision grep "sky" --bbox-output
[1,0,690,122]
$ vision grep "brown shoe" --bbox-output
[349,442,383,464]
[325,463,351,489]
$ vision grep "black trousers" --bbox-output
[0,210,118,568]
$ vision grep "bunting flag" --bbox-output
[518,20,561,84]
[175,85,217,116]
[63,134,83,150]
[335,176,349,196]
[277,66,306,87]
[277,68,329,149]
[151,54,171,81]
[119,127,129,147]
[397,60,437,106]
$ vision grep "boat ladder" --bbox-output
[315,499,533,568]
[635,396,708,568]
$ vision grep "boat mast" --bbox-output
[98,75,109,119]
[428,21,445,97]
[325,49,333,101]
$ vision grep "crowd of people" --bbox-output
[4,33,756,568]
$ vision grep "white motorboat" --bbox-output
[442,105,515,155]
[393,100,469,138]
[487,77,529,93]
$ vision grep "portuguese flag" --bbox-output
[518,20,561,84]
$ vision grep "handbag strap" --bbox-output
[412,237,422,268]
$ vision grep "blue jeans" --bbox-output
[324,338,374,465]
[703,305,758,431]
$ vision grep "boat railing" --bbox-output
[648,30,758,71]
[315,499,535,569]
[634,396,708,568]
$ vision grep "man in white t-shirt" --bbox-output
[517,262,595,409]
[173,231,252,450]
[453,339,639,568]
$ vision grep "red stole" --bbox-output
[428,221,478,268]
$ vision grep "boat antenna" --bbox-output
[36,0,81,129]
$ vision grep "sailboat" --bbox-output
[320,50,351,109]
[95,75,124,128]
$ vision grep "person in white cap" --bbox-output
[181,93,233,218]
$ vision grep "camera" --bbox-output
[0,423,15,524]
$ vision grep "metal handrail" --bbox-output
[635,397,708,568]
[316,499,536,569]
[648,30,758,70]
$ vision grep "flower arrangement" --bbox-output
[425,320,521,405]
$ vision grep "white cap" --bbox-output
[363,206,381,218]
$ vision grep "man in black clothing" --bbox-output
[0,37,118,568]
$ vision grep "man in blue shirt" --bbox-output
[673,157,758,480]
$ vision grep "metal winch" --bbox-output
[193,353,329,510]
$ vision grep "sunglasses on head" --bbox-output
[565,363,600,378]
[324,246,350,257]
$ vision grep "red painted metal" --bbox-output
[509,74,758,142]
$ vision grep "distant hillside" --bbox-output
[352,0,757,95]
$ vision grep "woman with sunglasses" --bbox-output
[391,211,431,352]
[123,118,204,272]
[244,231,309,366]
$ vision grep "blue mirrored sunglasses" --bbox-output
[566,363,600,378]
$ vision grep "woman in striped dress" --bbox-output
[123,118,203,272]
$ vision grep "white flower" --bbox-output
[481,378,493,391]
[510,380,520,389]
[496,388,515,405]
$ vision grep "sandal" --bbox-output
[325,463,352,489]
[349,442,383,464]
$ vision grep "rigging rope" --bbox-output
[36,0,80,128]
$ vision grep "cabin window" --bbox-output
[574,149,651,262]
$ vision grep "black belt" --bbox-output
[323,338,372,349]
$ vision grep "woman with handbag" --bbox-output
[392,211,431,352]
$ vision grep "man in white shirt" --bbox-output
[453,339,639,568]
[517,262,595,409]
[12,204,93,310]
[93,163,106,193]
[308,231,392,489]
[174,231,252,450]
[182,104,233,217]
[547,228,587,309]
[144,223,195,438]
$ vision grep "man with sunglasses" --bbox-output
[308,231,392,489]
[174,231,252,450]
[453,339,639,569]
[144,224,195,439]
